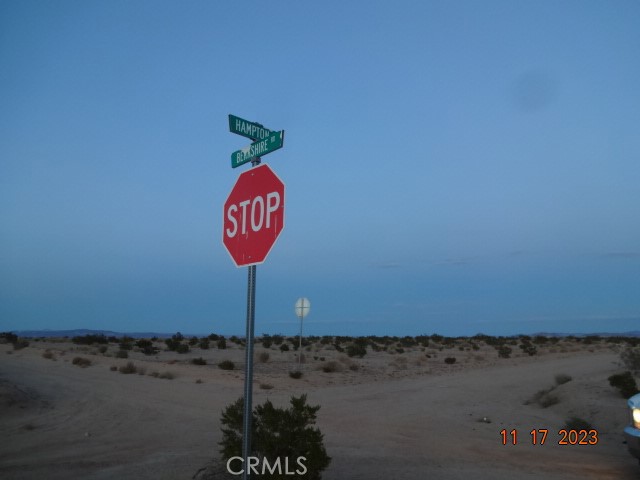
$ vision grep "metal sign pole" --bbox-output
[242,156,260,480]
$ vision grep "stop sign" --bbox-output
[223,164,285,267]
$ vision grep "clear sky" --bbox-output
[1,1,639,337]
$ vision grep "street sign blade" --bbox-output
[229,114,273,141]
[231,130,285,168]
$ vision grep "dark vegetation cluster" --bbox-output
[220,395,330,480]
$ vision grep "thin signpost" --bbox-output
[224,115,285,480]
[294,298,310,369]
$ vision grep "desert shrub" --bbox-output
[118,362,137,374]
[137,366,147,375]
[12,339,29,350]
[262,336,273,349]
[229,335,240,344]
[564,416,593,430]
[72,334,107,345]
[0,332,18,344]
[555,374,573,385]
[621,347,640,372]
[321,361,342,373]
[444,357,456,364]
[116,349,128,359]
[191,357,207,365]
[175,343,190,354]
[188,336,199,346]
[217,337,227,350]
[497,345,512,358]
[219,394,331,480]
[208,333,220,341]
[395,347,405,354]
[520,343,537,356]
[219,360,235,370]
[136,339,159,355]
[280,344,290,352]
[348,363,359,371]
[110,365,117,371]
[199,338,210,350]
[72,356,91,368]
[289,370,303,379]
[333,343,344,353]
[260,383,274,390]
[158,371,175,379]
[608,371,639,398]
[98,345,108,354]
[346,343,367,358]
[196,379,203,384]
[42,351,55,360]
[258,351,270,363]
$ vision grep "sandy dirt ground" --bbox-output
[0,337,638,479]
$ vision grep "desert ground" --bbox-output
[1,333,638,479]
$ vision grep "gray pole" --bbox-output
[242,156,260,480]
[298,314,303,369]
[242,264,256,480]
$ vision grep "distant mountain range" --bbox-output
[6,328,640,339]
[7,329,187,339]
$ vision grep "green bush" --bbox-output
[217,337,227,350]
[72,356,91,368]
[289,370,303,379]
[497,345,512,358]
[444,357,456,364]
[608,371,639,398]
[280,344,290,352]
[191,357,207,365]
[219,394,331,480]
[219,360,235,370]
[346,343,367,358]
[118,362,137,374]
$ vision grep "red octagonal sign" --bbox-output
[223,164,285,267]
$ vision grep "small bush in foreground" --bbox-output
[42,351,55,360]
[608,371,639,398]
[191,357,207,365]
[220,394,331,480]
[564,416,593,430]
[258,351,270,363]
[444,357,456,364]
[159,371,175,380]
[72,357,91,368]
[219,360,235,370]
[119,362,137,374]
[289,370,303,379]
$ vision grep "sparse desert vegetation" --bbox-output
[1,331,638,479]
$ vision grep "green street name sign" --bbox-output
[229,114,273,141]
[231,130,285,168]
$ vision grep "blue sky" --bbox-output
[1,1,639,337]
